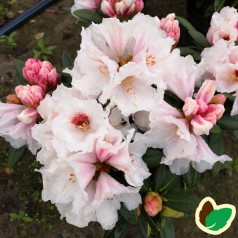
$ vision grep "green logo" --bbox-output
[195,197,236,235]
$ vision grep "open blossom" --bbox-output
[207,6,238,45]
[146,79,230,175]
[32,85,110,157]
[71,0,101,13]
[23,58,60,92]
[0,102,40,154]
[159,13,180,42]
[37,129,150,229]
[201,39,238,115]
[66,14,174,116]
[101,0,144,17]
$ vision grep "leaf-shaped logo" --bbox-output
[195,197,236,235]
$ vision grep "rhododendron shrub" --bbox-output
[1,2,238,237]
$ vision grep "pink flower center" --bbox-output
[70,113,90,131]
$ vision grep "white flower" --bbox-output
[66,14,175,116]
[146,79,231,175]
[0,102,40,154]
[32,85,110,157]
[207,6,238,45]
[38,129,150,230]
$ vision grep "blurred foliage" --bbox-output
[33,36,57,61]
[0,32,17,52]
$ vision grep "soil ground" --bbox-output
[0,0,238,237]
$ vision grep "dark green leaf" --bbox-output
[182,167,199,189]
[179,47,201,61]
[205,208,232,231]
[143,210,161,235]
[62,51,74,70]
[103,218,128,238]
[217,115,238,130]
[140,177,152,194]
[164,90,184,109]
[214,0,226,11]
[153,165,182,194]
[73,9,103,24]
[176,16,196,32]
[188,30,210,48]
[159,218,175,238]
[164,191,199,213]
[13,59,26,86]
[138,214,148,238]
[118,204,137,225]
[210,125,222,134]
[7,146,27,168]
[142,148,163,169]
[211,162,223,177]
[209,133,225,156]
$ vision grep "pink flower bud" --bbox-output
[23,58,42,85]
[17,108,39,124]
[101,0,144,17]
[210,94,226,105]
[6,94,22,105]
[22,58,61,92]
[160,13,180,42]
[15,85,45,108]
[144,192,162,217]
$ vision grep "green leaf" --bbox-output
[13,59,27,86]
[118,204,137,225]
[73,9,103,24]
[211,162,223,177]
[9,213,19,220]
[209,133,225,156]
[176,16,196,32]
[22,216,33,223]
[103,218,128,238]
[153,165,182,194]
[164,191,199,214]
[210,125,222,134]
[142,148,163,169]
[7,146,27,168]
[137,214,148,238]
[37,37,45,49]
[62,51,74,70]
[217,115,238,130]
[179,47,201,61]
[140,178,152,194]
[205,208,232,231]
[214,0,226,11]
[159,218,175,238]
[188,30,210,48]
[182,167,199,189]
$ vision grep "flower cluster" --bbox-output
[0,59,60,154]
[0,1,236,233]
[207,6,238,45]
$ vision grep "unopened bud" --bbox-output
[6,94,22,105]
[15,85,45,108]
[160,13,180,43]
[210,94,226,105]
[144,192,162,217]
